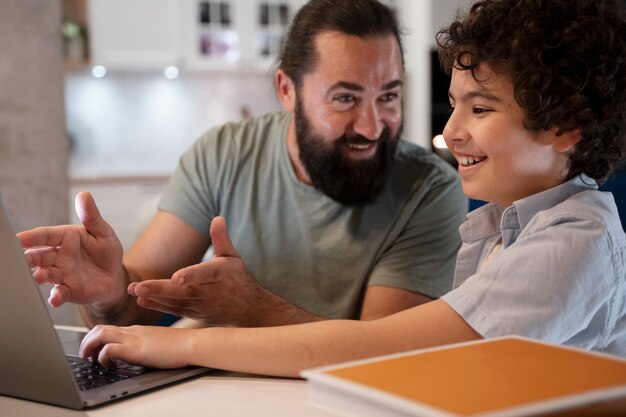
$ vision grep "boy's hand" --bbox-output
[80,325,192,369]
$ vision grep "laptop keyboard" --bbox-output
[67,358,150,391]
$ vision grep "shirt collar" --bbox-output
[460,175,598,244]
[512,174,598,230]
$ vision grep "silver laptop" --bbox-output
[0,200,209,409]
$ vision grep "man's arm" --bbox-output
[81,210,210,327]
[126,216,326,327]
[125,217,435,327]
[360,286,433,320]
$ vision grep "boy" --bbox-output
[80,0,626,377]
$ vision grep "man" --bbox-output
[18,0,466,328]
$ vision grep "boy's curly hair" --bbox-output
[436,0,626,182]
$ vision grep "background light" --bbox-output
[164,66,180,80]
[432,134,448,149]
[91,65,106,78]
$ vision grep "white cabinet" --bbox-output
[88,0,306,72]
[88,0,186,70]
[184,0,306,71]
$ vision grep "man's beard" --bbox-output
[294,97,401,206]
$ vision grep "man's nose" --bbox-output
[353,103,384,140]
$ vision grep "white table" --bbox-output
[0,371,338,417]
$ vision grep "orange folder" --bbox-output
[301,337,626,417]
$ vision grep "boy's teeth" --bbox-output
[460,156,486,166]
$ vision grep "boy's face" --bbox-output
[443,64,571,206]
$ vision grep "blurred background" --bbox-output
[14,0,625,327]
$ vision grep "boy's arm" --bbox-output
[80,299,482,377]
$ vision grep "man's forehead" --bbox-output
[312,30,401,59]
[307,31,404,88]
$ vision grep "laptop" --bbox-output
[0,199,209,409]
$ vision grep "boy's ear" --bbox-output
[275,69,296,112]
[553,128,582,153]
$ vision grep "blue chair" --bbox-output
[599,169,626,231]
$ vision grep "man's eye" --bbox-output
[335,95,355,104]
[381,93,398,102]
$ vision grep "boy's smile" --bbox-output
[443,64,572,207]
[457,153,487,168]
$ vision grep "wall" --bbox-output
[430,0,472,44]
[393,0,471,149]
[66,70,281,178]
[0,0,76,324]
[0,1,68,228]
[394,0,431,149]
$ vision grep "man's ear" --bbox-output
[275,69,296,112]
[553,128,582,153]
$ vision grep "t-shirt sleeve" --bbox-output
[157,131,221,238]
[442,212,617,345]
[368,166,467,298]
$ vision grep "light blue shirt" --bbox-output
[442,175,626,357]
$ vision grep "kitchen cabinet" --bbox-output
[88,0,307,72]
[186,0,307,71]
[88,0,185,70]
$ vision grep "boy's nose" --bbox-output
[442,111,469,147]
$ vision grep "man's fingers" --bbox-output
[171,261,220,285]
[32,266,64,286]
[135,297,196,317]
[74,192,115,239]
[209,216,239,258]
[17,226,71,249]
[48,284,71,307]
[24,247,59,268]
[130,280,203,299]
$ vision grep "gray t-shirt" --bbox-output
[159,112,467,319]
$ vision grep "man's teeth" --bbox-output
[459,156,486,166]
[348,143,372,150]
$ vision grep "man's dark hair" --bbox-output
[278,0,404,87]
[436,0,626,182]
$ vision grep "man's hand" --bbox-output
[128,216,320,327]
[17,192,126,310]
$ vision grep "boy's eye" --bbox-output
[473,107,491,114]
